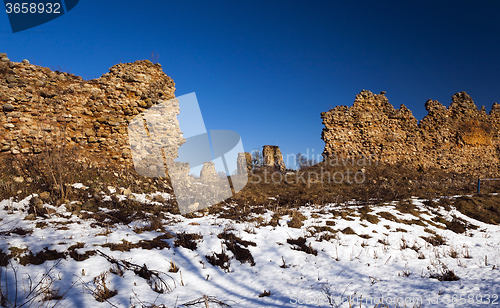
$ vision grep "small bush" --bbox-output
[91,272,117,302]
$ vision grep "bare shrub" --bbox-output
[0,260,74,308]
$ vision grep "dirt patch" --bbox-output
[377,211,400,223]
[325,220,336,226]
[361,213,380,224]
[312,226,335,233]
[445,216,478,233]
[395,200,422,218]
[287,210,306,228]
[357,206,380,224]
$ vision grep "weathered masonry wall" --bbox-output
[321,90,500,177]
[262,145,286,171]
[0,53,184,172]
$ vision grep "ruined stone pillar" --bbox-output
[237,152,252,175]
[200,161,219,182]
[262,145,286,171]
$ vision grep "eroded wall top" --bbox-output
[321,90,500,176]
[0,54,183,172]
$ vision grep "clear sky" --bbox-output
[1,1,499,168]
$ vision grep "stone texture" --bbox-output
[0,55,179,173]
[262,145,286,171]
[200,161,219,182]
[2,103,14,112]
[237,152,252,175]
[321,90,500,177]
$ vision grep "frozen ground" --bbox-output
[0,186,499,308]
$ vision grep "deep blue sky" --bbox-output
[1,1,500,168]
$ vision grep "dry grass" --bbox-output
[287,210,306,228]
[174,232,202,251]
[287,237,317,256]
[206,250,231,272]
[134,215,165,233]
[258,290,271,297]
[0,259,74,308]
[0,148,174,209]
[90,271,117,302]
[453,195,500,225]
[217,232,256,266]
[224,160,479,215]
[421,234,446,246]
[428,263,460,281]
[341,227,357,235]
[101,234,172,252]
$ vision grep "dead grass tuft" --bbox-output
[18,248,66,266]
[174,232,202,251]
[259,290,271,297]
[341,227,357,235]
[218,232,256,266]
[287,237,317,256]
[102,234,172,252]
[91,272,117,302]
[429,264,460,281]
[421,234,446,246]
[67,242,96,261]
[206,251,231,272]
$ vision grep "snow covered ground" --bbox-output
[0,187,499,308]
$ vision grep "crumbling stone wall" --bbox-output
[262,145,286,171]
[237,152,252,175]
[321,90,500,177]
[200,162,219,182]
[0,53,185,175]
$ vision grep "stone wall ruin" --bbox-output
[321,90,500,177]
[237,152,252,175]
[262,145,286,171]
[0,53,186,177]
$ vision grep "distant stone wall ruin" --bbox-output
[262,145,286,171]
[237,152,252,175]
[321,90,500,177]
